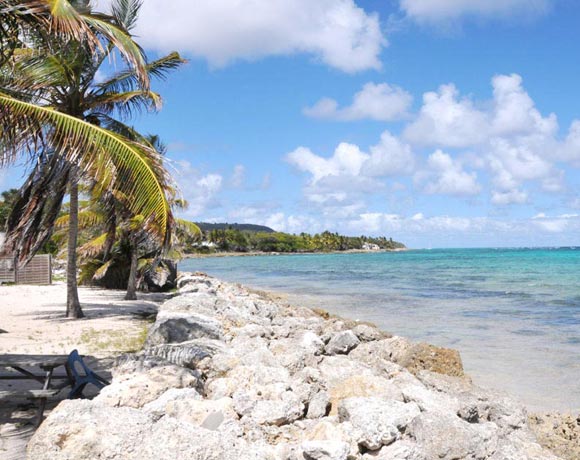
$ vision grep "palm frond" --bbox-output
[95,52,185,94]
[89,89,162,118]
[82,14,148,89]
[77,232,107,259]
[55,208,104,230]
[110,0,141,32]
[176,218,201,237]
[0,92,173,260]
[93,257,113,280]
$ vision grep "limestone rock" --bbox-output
[325,330,360,355]
[407,411,498,460]
[142,388,202,417]
[338,397,421,450]
[400,342,465,377]
[26,273,561,460]
[361,441,426,460]
[146,311,223,345]
[328,374,404,415]
[301,440,350,460]
[352,323,388,342]
[307,391,331,419]
[244,392,305,426]
[96,364,201,408]
[26,400,242,460]
[145,338,224,369]
[528,412,580,460]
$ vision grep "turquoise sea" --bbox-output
[180,248,580,411]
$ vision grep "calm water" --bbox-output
[181,248,580,411]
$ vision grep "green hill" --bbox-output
[195,222,275,233]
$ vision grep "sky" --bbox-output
[8,0,580,248]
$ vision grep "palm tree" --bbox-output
[52,192,200,299]
[0,0,182,317]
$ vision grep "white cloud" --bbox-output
[400,0,550,24]
[559,120,580,167]
[173,160,223,217]
[98,0,385,73]
[190,174,223,216]
[363,131,416,176]
[417,150,481,196]
[304,83,412,121]
[403,84,489,148]
[287,133,415,206]
[287,143,369,184]
[491,74,558,137]
[531,213,578,233]
[402,74,576,204]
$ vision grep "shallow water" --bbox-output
[181,248,580,411]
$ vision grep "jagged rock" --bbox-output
[325,330,360,355]
[361,440,427,460]
[96,364,201,408]
[301,331,326,355]
[146,311,223,345]
[307,391,331,419]
[328,374,404,415]
[407,411,498,460]
[26,400,245,460]
[27,273,560,460]
[142,388,203,417]
[143,259,177,292]
[304,420,359,459]
[417,371,526,433]
[528,412,580,460]
[301,440,350,460]
[352,323,388,342]
[245,393,305,426]
[338,397,421,450]
[145,338,224,368]
[162,397,239,429]
[400,342,465,377]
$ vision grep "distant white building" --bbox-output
[362,242,380,251]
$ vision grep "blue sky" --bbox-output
[9,0,580,248]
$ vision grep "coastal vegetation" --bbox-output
[187,226,406,254]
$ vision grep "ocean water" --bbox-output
[180,248,580,412]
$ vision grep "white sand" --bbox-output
[0,283,164,460]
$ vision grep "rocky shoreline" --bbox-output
[27,273,573,459]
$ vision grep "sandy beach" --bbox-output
[0,284,166,460]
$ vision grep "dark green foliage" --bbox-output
[0,188,18,229]
[195,222,275,233]
[187,226,405,254]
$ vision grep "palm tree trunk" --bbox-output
[125,241,138,300]
[66,168,84,318]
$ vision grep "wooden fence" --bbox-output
[0,255,52,285]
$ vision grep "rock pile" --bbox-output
[27,274,561,459]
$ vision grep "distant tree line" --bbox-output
[183,228,405,254]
